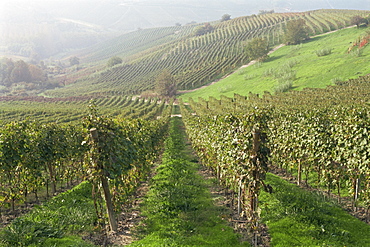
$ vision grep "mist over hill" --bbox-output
[0,0,369,60]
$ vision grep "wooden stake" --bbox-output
[90,128,118,232]
[297,159,302,186]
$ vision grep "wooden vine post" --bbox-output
[249,128,261,215]
[90,128,118,232]
[297,159,302,186]
[247,125,269,246]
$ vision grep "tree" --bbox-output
[28,64,46,82]
[351,15,368,28]
[204,23,214,33]
[221,14,231,22]
[69,56,80,66]
[155,70,177,98]
[259,10,274,15]
[10,60,31,83]
[0,58,14,85]
[194,26,206,36]
[245,37,270,61]
[194,23,214,36]
[283,19,310,45]
[107,56,123,67]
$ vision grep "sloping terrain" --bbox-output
[180,25,370,100]
[45,9,369,97]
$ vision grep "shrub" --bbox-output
[194,23,214,36]
[254,61,263,68]
[315,48,332,57]
[221,14,231,22]
[237,69,247,75]
[331,77,343,85]
[244,74,255,80]
[349,48,363,57]
[283,59,299,68]
[277,71,296,83]
[263,68,275,77]
[107,56,123,67]
[274,80,293,93]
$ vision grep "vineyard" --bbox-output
[0,95,170,124]
[45,9,370,97]
[0,100,172,246]
[179,25,370,101]
[1,74,369,245]
[179,74,370,245]
[1,7,370,247]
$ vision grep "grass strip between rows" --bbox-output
[129,117,249,247]
[260,173,370,246]
[0,181,96,247]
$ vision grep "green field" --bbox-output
[180,26,370,101]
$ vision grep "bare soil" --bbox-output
[81,174,153,246]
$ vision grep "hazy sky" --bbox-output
[1,0,369,25]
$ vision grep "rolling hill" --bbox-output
[179,26,370,101]
[2,0,370,59]
[44,9,370,97]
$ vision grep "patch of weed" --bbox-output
[260,173,370,246]
[0,182,96,246]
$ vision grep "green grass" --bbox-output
[179,27,370,101]
[260,173,370,247]
[129,117,249,247]
[0,181,96,247]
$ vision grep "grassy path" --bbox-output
[0,182,96,246]
[260,173,370,246]
[128,117,249,247]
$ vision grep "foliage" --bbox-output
[180,101,271,242]
[0,100,170,241]
[260,173,370,246]
[0,120,86,211]
[69,56,80,66]
[273,80,292,93]
[82,103,169,230]
[245,37,270,61]
[221,14,231,22]
[10,60,32,83]
[258,10,275,15]
[0,95,172,124]
[0,58,47,87]
[155,70,177,98]
[83,104,136,180]
[315,47,333,56]
[283,19,310,45]
[130,117,249,246]
[180,26,370,100]
[182,78,370,244]
[107,56,123,67]
[193,23,214,36]
[351,15,369,27]
[45,9,369,97]
[0,181,96,247]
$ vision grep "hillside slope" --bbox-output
[179,26,370,101]
[45,9,370,97]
